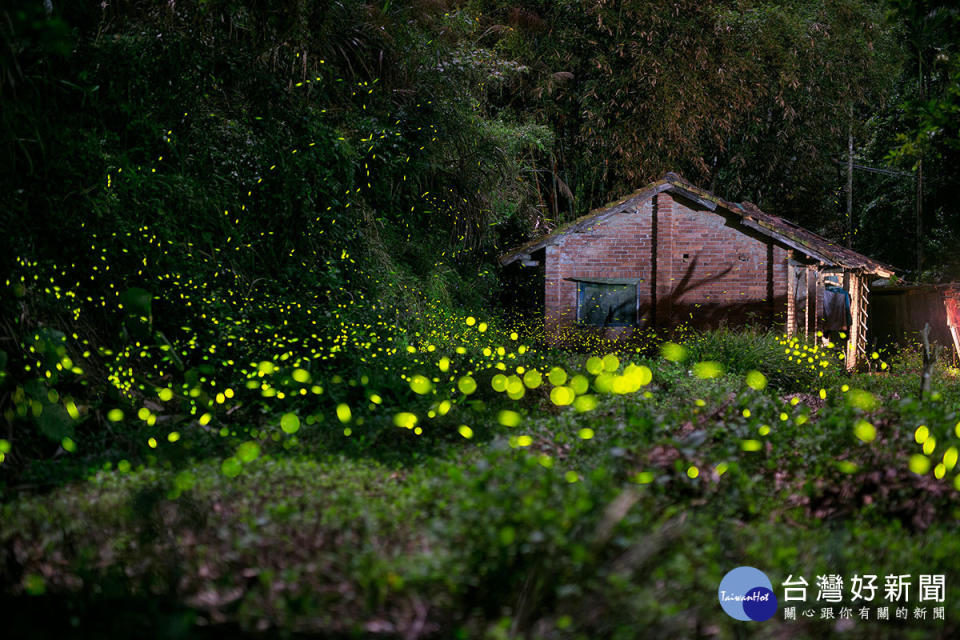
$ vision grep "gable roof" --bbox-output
[499,172,894,277]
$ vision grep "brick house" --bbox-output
[500,173,893,366]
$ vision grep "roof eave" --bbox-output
[733,207,895,277]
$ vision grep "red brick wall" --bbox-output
[545,192,789,337]
[545,198,655,334]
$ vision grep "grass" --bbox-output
[3,328,960,639]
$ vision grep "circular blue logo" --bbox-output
[718,566,778,621]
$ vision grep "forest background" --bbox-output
[3,1,960,638]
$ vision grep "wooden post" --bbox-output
[846,273,860,370]
[806,266,817,340]
[858,277,870,365]
[786,251,795,338]
[814,269,822,339]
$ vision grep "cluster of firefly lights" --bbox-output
[10,265,942,490]
[6,61,957,493]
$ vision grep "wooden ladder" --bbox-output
[857,277,870,363]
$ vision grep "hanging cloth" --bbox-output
[822,285,851,330]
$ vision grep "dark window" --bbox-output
[577,282,637,326]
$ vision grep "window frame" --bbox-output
[573,278,640,327]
